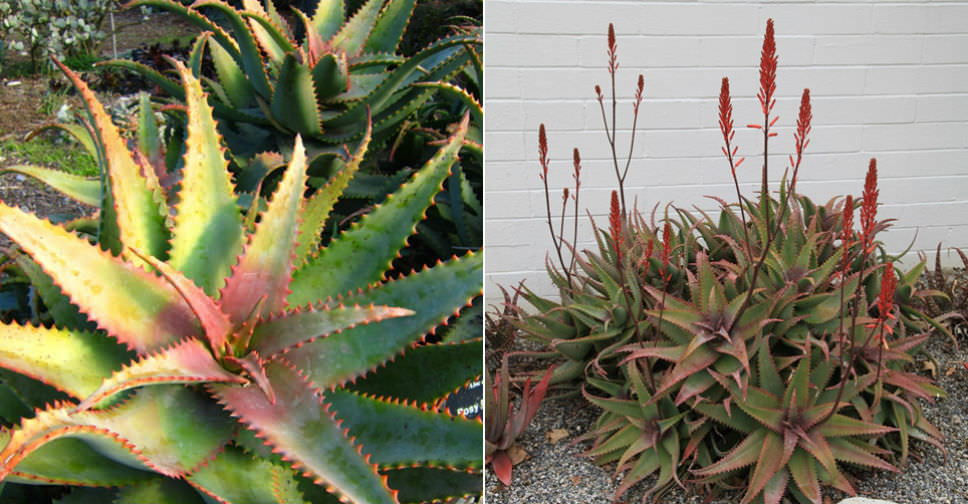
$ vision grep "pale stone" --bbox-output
[837,498,900,504]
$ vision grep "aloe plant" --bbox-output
[510,21,946,504]
[0,57,482,503]
[485,358,552,487]
[106,0,481,161]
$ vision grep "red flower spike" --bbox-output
[538,124,549,180]
[878,262,897,324]
[607,23,618,74]
[795,89,812,155]
[841,195,854,247]
[719,78,734,144]
[573,148,582,190]
[860,159,879,251]
[641,238,655,282]
[609,191,623,262]
[562,187,569,203]
[758,19,778,114]
[634,74,645,113]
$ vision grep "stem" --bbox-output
[541,173,571,286]
[570,185,580,276]
[761,110,772,238]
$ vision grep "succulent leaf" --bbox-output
[285,251,481,388]
[73,338,245,412]
[364,0,415,54]
[0,323,130,400]
[383,467,481,504]
[1,165,100,207]
[193,0,273,99]
[348,339,482,402]
[330,0,383,56]
[0,201,199,353]
[0,387,233,480]
[167,59,245,296]
[186,446,309,504]
[326,388,481,470]
[6,438,154,487]
[219,135,308,323]
[271,54,324,137]
[250,303,415,357]
[212,359,397,504]
[294,119,370,266]
[56,59,169,261]
[115,477,208,504]
[290,114,467,301]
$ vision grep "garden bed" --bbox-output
[486,313,968,504]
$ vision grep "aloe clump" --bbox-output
[513,21,945,504]
[0,57,482,503]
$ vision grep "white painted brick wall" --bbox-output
[483,0,968,305]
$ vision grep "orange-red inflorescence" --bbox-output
[758,19,777,115]
[609,190,623,261]
[860,159,879,252]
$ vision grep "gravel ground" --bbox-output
[487,320,968,504]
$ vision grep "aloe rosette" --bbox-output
[0,58,482,503]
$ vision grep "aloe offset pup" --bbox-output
[0,57,482,503]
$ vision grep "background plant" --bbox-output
[99,0,482,268]
[510,21,946,504]
[0,0,117,72]
[0,57,482,504]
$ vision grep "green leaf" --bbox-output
[115,477,206,504]
[0,201,200,353]
[787,448,821,504]
[1,165,99,207]
[27,121,99,161]
[326,389,480,469]
[187,446,308,504]
[8,438,153,487]
[289,115,467,301]
[693,429,765,478]
[167,60,245,296]
[13,254,94,330]
[294,119,369,266]
[57,59,169,261]
[239,8,294,65]
[194,0,273,99]
[364,0,415,54]
[330,0,382,55]
[74,338,245,412]
[347,340,481,402]
[285,251,482,389]
[0,386,234,480]
[271,54,323,137]
[312,52,350,101]
[218,136,308,322]
[0,323,129,400]
[250,304,414,357]
[310,0,345,42]
[383,467,480,504]
[212,361,396,504]
[209,35,256,110]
